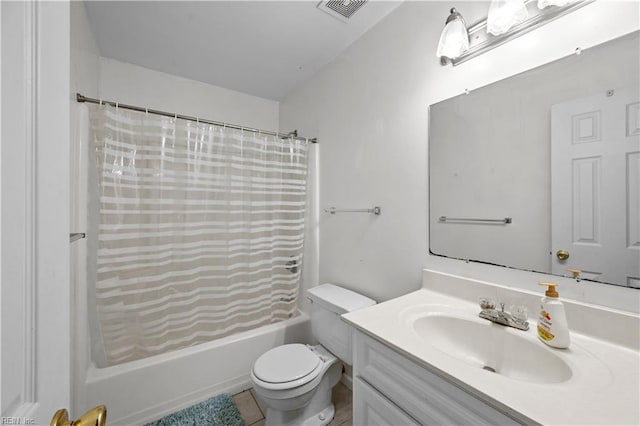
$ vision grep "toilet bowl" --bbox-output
[250,284,375,426]
[251,344,341,426]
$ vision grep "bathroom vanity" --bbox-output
[351,331,520,425]
[342,270,640,425]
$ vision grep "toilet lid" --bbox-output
[253,344,321,384]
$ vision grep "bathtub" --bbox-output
[83,312,311,425]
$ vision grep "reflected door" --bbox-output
[551,87,640,287]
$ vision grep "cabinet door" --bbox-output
[353,377,419,426]
[353,330,522,425]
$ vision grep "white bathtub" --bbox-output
[83,312,311,425]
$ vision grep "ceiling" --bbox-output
[84,1,406,101]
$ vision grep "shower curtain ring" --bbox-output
[115,102,119,110]
[99,99,103,105]
[145,107,148,115]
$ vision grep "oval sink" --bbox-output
[412,314,573,384]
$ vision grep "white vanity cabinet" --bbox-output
[352,330,523,426]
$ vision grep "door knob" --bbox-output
[51,405,106,426]
[556,249,570,261]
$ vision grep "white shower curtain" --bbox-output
[88,104,309,366]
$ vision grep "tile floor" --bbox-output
[232,381,353,426]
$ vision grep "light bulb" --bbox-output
[487,0,529,36]
[538,0,576,8]
[436,9,469,60]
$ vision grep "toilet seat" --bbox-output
[252,344,324,390]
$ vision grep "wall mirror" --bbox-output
[429,31,639,289]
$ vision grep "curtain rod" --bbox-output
[75,93,318,144]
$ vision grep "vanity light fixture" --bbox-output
[440,0,593,66]
[436,8,470,65]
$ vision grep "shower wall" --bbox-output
[98,57,279,131]
[71,1,291,416]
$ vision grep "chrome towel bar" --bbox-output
[438,216,512,224]
[325,206,381,215]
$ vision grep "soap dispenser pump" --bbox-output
[537,282,570,349]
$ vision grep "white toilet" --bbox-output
[250,284,375,426]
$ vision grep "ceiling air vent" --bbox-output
[317,0,368,22]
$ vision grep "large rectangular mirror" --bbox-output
[429,31,639,289]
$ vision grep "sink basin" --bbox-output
[411,313,573,384]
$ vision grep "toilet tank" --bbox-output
[307,284,376,365]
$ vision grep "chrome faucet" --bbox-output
[478,299,529,331]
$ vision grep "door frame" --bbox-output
[1,1,70,423]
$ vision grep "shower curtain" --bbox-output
[88,104,310,366]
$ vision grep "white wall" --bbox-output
[35,2,72,420]
[70,1,100,417]
[280,0,640,308]
[98,57,279,131]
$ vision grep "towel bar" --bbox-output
[324,206,381,215]
[438,216,511,224]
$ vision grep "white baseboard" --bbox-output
[340,372,353,391]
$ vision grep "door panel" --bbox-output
[551,87,640,287]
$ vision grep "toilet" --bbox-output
[250,284,375,426]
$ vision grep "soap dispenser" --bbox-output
[537,282,570,349]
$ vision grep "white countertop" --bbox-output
[342,271,640,426]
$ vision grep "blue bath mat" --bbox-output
[145,393,245,426]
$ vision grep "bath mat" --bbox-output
[145,393,245,426]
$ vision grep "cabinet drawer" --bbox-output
[354,377,419,426]
[353,330,520,425]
